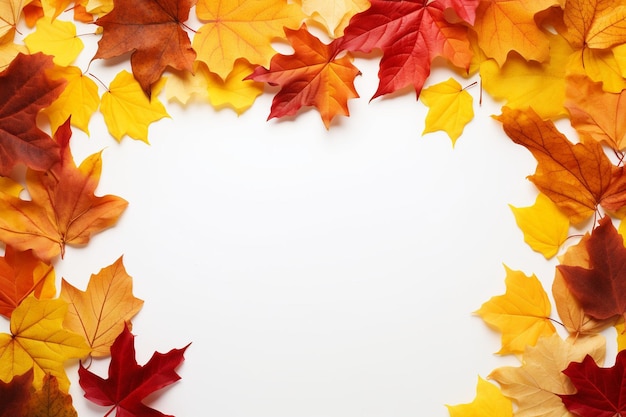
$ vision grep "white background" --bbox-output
[17,16,563,417]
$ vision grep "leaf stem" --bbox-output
[89,72,110,92]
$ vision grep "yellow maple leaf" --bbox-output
[420,78,474,146]
[42,66,100,135]
[192,0,305,79]
[447,376,513,417]
[165,61,211,105]
[510,193,570,259]
[100,70,169,142]
[0,297,90,391]
[206,59,264,114]
[60,256,143,357]
[0,0,33,41]
[296,0,370,37]
[23,17,83,66]
[480,32,573,120]
[475,266,556,355]
[489,333,605,417]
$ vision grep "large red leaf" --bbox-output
[79,325,190,417]
[339,0,475,99]
[559,350,626,417]
[0,52,64,176]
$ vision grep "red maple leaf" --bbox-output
[339,0,475,99]
[557,216,626,322]
[93,0,196,97]
[0,53,64,176]
[78,324,190,417]
[559,350,626,417]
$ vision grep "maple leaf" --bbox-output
[0,0,33,41]
[419,77,474,145]
[79,324,190,417]
[0,370,32,417]
[446,376,513,417]
[24,17,84,66]
[557,216,626,323]
[559,350,626,417]
[339,0,473,99]
[93,0,196,97]
[0,297,90,391]
[60,256,144,357]
[489,333,605,417]
[192,0,306,80]
[562,0,626,51]
[0,52,64,176]
[475,265,555,355]
[248,26,360,128]
[206,59,264,115]
[495,107,626,223]
[297,0,371,37]
[0,246,55,318]
[25,373,78,417]
[472,0,559,66]
[0,118,128,262]
[565,74,626,151]
[101,70,169,142]
[510,193,570,259]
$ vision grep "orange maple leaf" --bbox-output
[496,107,626,223]
[248,25,360,128]
[0,119,128,262]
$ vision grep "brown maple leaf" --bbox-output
[0,118,128,262]
[93,0,196,97]
[0,52,64,176]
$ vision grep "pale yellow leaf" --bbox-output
[165,61,211,105]
[297,0,370,37]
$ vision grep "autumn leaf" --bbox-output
[475,265,555,355]
[100,70,169,142]
[165,61,211,105]
[489,333,605,417]
[510,193,570,259]
[79,324,190,417]
[297,0,370,37]
[472,0,559,66]
[420,78,474,145]
[495,106,626,223]
[60,256,144,357]
[192,0,305,80]
[93,0,196,97]
[24,17,83,66]
[0,41,27,70]
[562,0,626,51]
[559,350,626,417]
[0,246,55,319]
[42,65,100,135]
[25,373,78,417]
[248,26,360,128]
[446,376,513,417]
[565,74,626,151]
[207,59,264,115]
[557,216,626,323]
[0,370,32,417]
[0,0,33,41]
[0,297,90,391]
[0,118,128,262]
[339,0,473,99]
[0,52,64,176]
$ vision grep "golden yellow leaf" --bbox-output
[420,78,474,146]
[60,256,143,357]
[480,33,573,120]
[0,41,26,70]
[165,61,211,105]
[567,47,626,93]
[475,265,556,355]
[42,66,100,135]
[207,59,264,114]
[23,17,83,66]
[489,333,605,417]
[510,193,570,259]
[0,0,33,41]
[192,0,305,79]
[100,70,169,142]
[0,297,90,391]
[297,0,370,37]
[85,0,112,16]
[447,376,513,417]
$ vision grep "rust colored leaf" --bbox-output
[0,370,32,417]
[25,374,77,417]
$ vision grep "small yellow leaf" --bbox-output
[475,265,556,355]
[42,66,100,135]
[510,193,570,259]
[100,70,169,143]
[207,59,264,115]
[165,61,211,105]
[420,78,474,146]
[297,0,370,37]
[85,0,113,16]
[24,17,83,66]
[447,376,513,417]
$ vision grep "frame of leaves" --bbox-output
[2,0,626,416]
